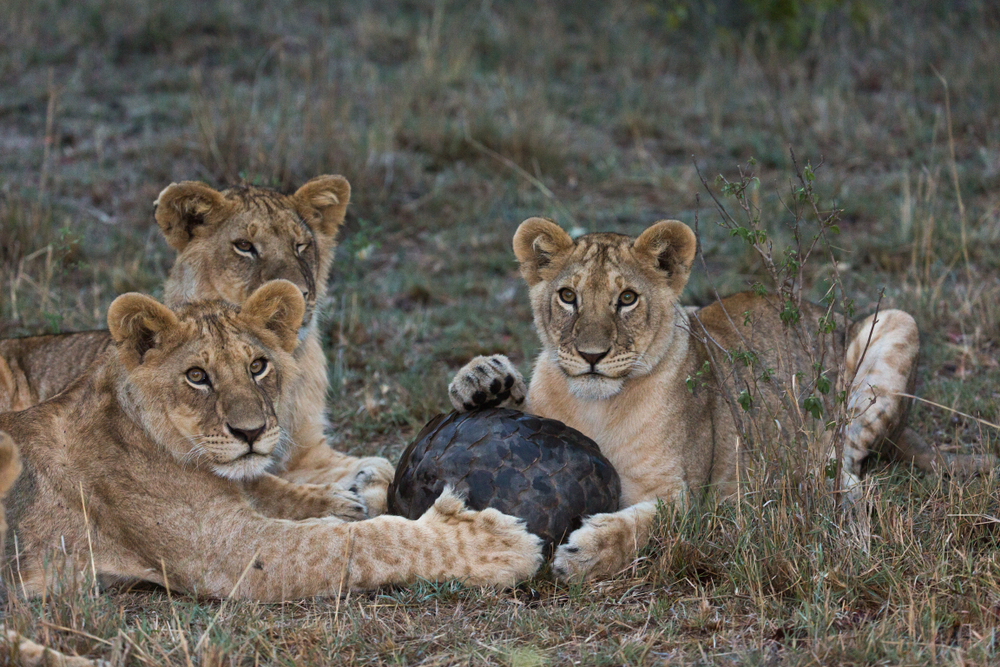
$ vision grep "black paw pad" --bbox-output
[489,378,502,394]
[472,390,488,405]
[504,375,515,389]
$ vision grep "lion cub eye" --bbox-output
[233,240,257,256]
[249,358,268,377]
[618,290,638,307]
[185,367,209,386]
[295,242,310,256]
[558,288,577,305]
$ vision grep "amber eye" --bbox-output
[234,240,256,255]
[618,290,638,307]
[186,367,209,385]
[295,242,310,256]
[558,288,576,305]
[249,358,268,377]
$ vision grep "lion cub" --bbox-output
[0,176,394,514]
[450,217,990,581]
[0,281,542,599]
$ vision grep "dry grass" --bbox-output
[1,0,1000,664]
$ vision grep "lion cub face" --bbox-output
[108,281,305,481]
[154,176,351,333]
[514,218,697,401]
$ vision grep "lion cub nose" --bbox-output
[227,424,266,447]
[578,348,610,368]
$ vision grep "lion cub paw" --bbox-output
[320,486,369,521]
[345,456,395,517]
[448,355,526,412]
[421,488,543,586]
[552,514,629,582]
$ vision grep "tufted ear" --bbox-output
[240,280,305,354]
[154,181,233,251]
[633,220,697,290]
[108,293,180,368]
[293,175,351,239]
[512,218,575,286]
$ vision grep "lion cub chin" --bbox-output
[0,281,542,600]
[449,216,989,583]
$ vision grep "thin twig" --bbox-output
[895,392,1000,431]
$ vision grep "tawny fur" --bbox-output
[0,285,542,601]
[0,176,394,515]
[450,217,994,582]
[0,435,107,666]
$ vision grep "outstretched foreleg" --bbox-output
[551,501,659,582]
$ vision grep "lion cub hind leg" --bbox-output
[449,354,527,412]
[847,311,996,483]
[552,501,660,581]
[842,310,920,489]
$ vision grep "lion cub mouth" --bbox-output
[565,373,627,401]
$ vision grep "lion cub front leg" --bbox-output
[244,474,368,521]
[281,429,395,517]
[449,355,527,412]
[552,501,659,581]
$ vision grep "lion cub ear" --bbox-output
[107,293,181,368]
[293,175,351,239]
[633,220,697,290]
[513,218,575,286]
[154,182,232,251]
[241,280,306,354]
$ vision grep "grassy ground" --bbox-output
[2,0,1000,664]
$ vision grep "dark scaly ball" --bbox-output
[387,408,620,555]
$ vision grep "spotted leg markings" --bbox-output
[449,354,527,412]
